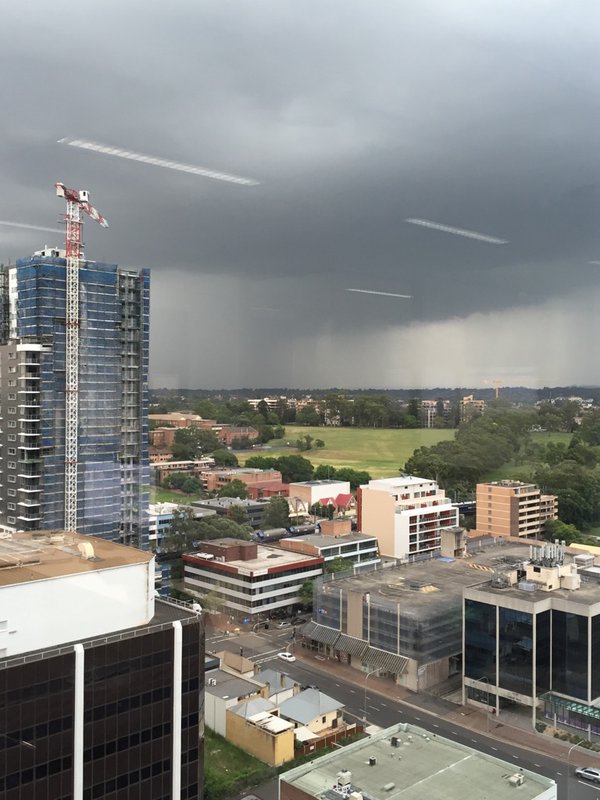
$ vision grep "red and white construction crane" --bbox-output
[55,182,108,532]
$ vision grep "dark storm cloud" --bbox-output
[1,0,599,386]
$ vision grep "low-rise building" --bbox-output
[227,697,295,766]
[278,688,344,735]
[149,412,217,429]
[278,520,379,571]
[289,480,351,508]
[358,475,458,559]
[151,457,215,485]
[184,538,323,617]
[204,668,265,736]
[460,394,486,421]
[149,501,216,549]
[475,480,558,538]
[280,723,556,800]
[201,467,282,493]
[304,536,531,693]
[247,481,290,500]
[192,497,270,529]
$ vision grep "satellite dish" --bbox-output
[78,541,95,560]
[191,603,203,614]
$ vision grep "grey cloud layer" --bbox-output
[1,1,599,386]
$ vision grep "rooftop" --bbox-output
[364,475,437,489]
[290,480,348,487]
[281,532,377,550]
[317,538,572,614]
[188,543,322,571]
[193,497,268,509]
[205,668,262,701]
[279,688,344,725]
[0,531,152,588]
[281,723,555,800]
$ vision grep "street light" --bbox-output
[363,668,379,722]
[567,737,587,775]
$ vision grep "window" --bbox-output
[7,408,15,414]
[7,503,15,510]
[7,448,15,455]
[7,435,15,441]
[7,489,16,497]
[7,462,15,469]
[7,394,15,401]
[7,517,15,524]
[8,366,16,373]
[7,476,15,483]
[7,421,16,428]
[8,352,15,360]
[7,380,16,387]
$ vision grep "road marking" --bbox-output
[381,703,388,708]
[450,730,458,736]
[433,724,440,728]
[556,772,562,776]
[335,683,340,687]
[471,739,477,744]
[350,689,355,694]
[534,763,541,768]
[414,716,421,721]
[513,756,519,760]
[491,747,498,751]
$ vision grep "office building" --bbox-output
[0,530,203,799]
[183,538,323,618]
[463,542,600,734]
[280,723,556,800]
[476,480,558,539]
[277,519,380,571]
[357,476,458,559]
[0,250,149,545]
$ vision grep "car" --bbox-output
[278,652,296,663]
[575,767,600,783]
[277,621,291,628]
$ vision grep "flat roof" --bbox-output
[189,543,321,571]
[0,531,152,588]
[317,540,546,614]
[281,532,377,550]
[204,668,262,700]
[290,480,348,486]
[281,723,555,800]
[365,475,437,489]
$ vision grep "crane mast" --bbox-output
[56,183,108,532]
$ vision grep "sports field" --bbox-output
[239,426,456,478]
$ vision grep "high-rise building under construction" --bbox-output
[0,247,149,546]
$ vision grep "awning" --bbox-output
[301,620,319,639]
[335,634,367,658]
[363,646,409,675]
[303,622,341,646]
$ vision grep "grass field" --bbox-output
[238,426,456,478]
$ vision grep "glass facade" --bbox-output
[535,610,551,694]
[552,610,588,701]
[0,256,149,545]
[498,607,533,695]
[464,599,496,682]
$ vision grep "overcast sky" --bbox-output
[1,1,599,389]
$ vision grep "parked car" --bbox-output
[277,620,291,628]
[278,652,296,663]
[575,767,600,783]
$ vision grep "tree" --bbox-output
[181,476,201,494]
[296,404,322,426]
[245,455,279,470]
[314,464,336,480]
[257,399,270,420]
[226,505,250,525]
[543,518,583,545]
[314,438,325,449]
[326,556,348,574]
[262,496,290,529]
[162,508,202,554]
[171,427,220,460]
[296,434,314,451]
[299,579,315,608]
[275,455,314,483]
[217,479,249,499]
[334,467,370,490]
[230,436,254,450]
[194,399,221,420]
[212,449,238,467]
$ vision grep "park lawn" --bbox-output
[147,487,199,505]
[240,426,455,478]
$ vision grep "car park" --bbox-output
[278,652,296,662]
[575,767,600,783]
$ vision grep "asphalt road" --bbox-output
[207,628,599,800]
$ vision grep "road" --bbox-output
[207,628,599,800]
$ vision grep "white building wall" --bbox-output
[0,561,155,657]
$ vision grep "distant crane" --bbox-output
[483,379,502,399]
[55,183,108,532]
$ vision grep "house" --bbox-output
[226,698,295,766]
[279,688,344,735]
[254,668,300,705]
[204,669,265,736]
